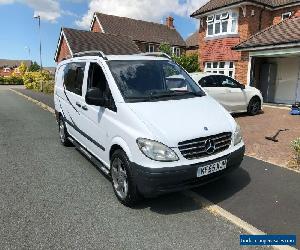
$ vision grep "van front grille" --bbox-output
[178,132,232,160]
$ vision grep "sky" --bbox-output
[0,0,208,67]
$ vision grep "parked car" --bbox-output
[54,52,245,206]
[190,72,263,115]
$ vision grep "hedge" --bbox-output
[0,76,23,85]
[23,71,54,94]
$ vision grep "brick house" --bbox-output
[0,59,31,77]
[186,32,199,55]
[55,13,185,63]
[90,13,186,56]
[191,0,300,104]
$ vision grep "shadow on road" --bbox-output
[76,144,250,215]
[193,167,251,204]
[134,167,250,215]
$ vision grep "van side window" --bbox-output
[87,63,116,111]
[64,62,86,95]
[199,76,218,87]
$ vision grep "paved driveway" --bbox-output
[235,107,300,167]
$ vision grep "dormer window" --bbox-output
[14,68,20,74]
[206,10,238,37]
[282,12,292,20]
[3,67,10,73]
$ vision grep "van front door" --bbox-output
[78,61,117,166]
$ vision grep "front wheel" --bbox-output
[247,97,261,116]
[110,150,140,207]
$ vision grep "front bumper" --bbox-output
[132,145,245,197]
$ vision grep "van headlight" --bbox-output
[136,138,179,162]
[233,124,243,146]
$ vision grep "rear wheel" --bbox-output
[247,97,261,116]
[110,149,140,207]
[58,116,72,146]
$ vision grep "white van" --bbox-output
[54,51,245,206]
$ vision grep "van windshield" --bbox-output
[107,60,205,102]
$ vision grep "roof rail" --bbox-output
[140,52,172,59]
[72,51,108,60]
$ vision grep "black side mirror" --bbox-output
[85,88,107,106]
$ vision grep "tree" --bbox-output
[159,43,172,56]
[18,62,27,75]
[28,61,40,72]
[173,53,200,73]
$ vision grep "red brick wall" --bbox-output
[198,6,272,84]
[91,18,102,32]
[0,69,22,77]
[186,48,198,55]
[272,6,300,25]
[56,36,71,63]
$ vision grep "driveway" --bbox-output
[235,107,300,167]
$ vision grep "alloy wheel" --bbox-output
[111,157,129,200]
[59,120,66,143]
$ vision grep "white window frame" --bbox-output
[205,61,235,77]
[172,47,181,57]
[206,10,238,37]
[148,44,155,53]
[282,12,292,20]
[3,67,11,73]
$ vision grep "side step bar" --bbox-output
[68,137,110,176]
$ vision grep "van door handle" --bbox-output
[76,102,81,107]
[82,105,88,111]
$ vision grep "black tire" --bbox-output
[110,149,141,207]
[247,97,261,116]
[58,116,72,146]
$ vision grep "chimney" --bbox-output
[166,16,175,29]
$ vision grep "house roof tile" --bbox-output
[63,28,141,56]
[0,59,32,68]
[191,0,300,17]
[95,12,186,46]
[234,17,300,50]
[186,32,199,47]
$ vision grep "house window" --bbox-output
[172,47,181,57]
[148,44,155,53]
[205,61,235,77]
[3,67,11,73]
[282,12,292,20]
[206,10,238,37]
[14,68,20,74]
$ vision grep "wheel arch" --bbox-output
[109,137,133,162]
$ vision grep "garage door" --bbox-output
[274,57,300,104]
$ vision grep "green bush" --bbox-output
[158,43,200,73]
[173,53,200,73]
[291,138,300,165]
[0,75,23,85]
[23,71,54,94]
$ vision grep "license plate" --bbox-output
[197,159,227,178]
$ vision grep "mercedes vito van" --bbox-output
[54,51,245,206]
